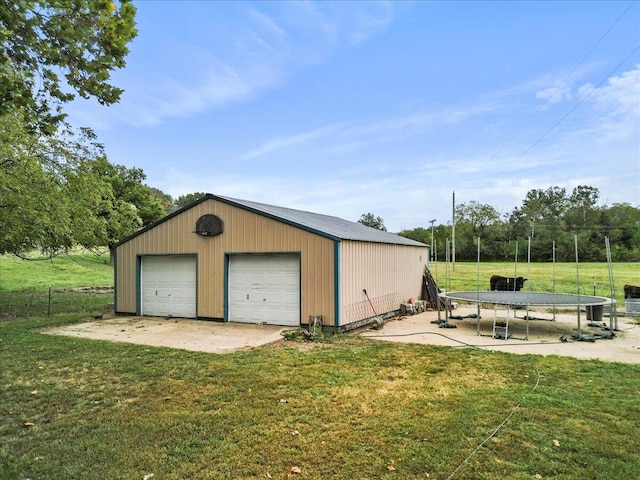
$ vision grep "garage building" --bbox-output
[112,194,428,330]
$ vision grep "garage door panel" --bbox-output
[228,255,300,326]
[141,256,196,318]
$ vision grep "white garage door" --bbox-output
[141,256,196,318]
[228,255,300,326]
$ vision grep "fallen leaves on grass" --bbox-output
[553,439,560,447]
[290,466,301,474]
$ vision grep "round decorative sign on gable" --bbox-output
[195,214,223,237]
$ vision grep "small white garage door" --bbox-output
[228,254,300,326]
[141,256,196,318]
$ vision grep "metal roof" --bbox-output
[214,195,426,247]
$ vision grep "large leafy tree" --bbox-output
[0,0,137,133]
[0,0,139,255]
[0,112,162,255]
[173,192,207,210]
[358,212,387,231]
[81,157,166,247]
[1,112,107,254]
[149,187,175,215]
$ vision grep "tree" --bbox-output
[456,201,500,237]
[0,1,139,255]
[0,112,108,254]
[174,192,208,210]
[82,157,166,247]
[149,187,174,214]
[0,0,137,132]
[566,185,600,228]
[358,213,387,231]
[601,203,640,261]
[397,227,429,244]
[0,112,163,255]
[509,187,568,239]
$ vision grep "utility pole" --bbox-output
[429,219,436,261]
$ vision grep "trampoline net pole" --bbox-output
[552,241,556,321]
[476,237,481,334]
[605,236,618,331]
[575,235,581,337]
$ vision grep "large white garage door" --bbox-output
[228,255,300,326]
[141,256,196,318]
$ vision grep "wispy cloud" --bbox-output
[71,2,395,129]
[240,100,501,160]
[241,123,345,160]
[236,63,630,166]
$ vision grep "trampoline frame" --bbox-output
[441,291,616,341]
[430,235,620,341]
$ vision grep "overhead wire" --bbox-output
[485,0,637,172]
[513,44,640,163]
[482,1,639,180]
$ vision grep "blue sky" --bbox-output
[69,1,640,232]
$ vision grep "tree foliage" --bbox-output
[398,185,640,262]
[0,112,164,255]
[0,0,137,132]
[0,1,143,255]
[358,212,387,231]
[173,192,207,210]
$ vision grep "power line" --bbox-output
[485,1,638,170]
[514,44,640,162]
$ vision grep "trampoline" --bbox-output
[442,291,615,341]
[445,291,613,307]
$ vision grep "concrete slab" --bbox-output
[43,316,287,354]
[361,307,640,364]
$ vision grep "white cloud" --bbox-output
[241,123,345,160]
[240,101,501,161]
[535,85,572,105]
[71,2,395,130]
[149,64,639,230]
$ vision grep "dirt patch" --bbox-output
[43,316,286,354]
[362,308,640,364]
[53,286,113,294]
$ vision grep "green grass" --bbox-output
[1,254,639,478]
[0,252,113,317]
[0,251,113,292]
[1,314,639,479]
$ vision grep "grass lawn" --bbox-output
[1,253,639,478]
[0,252,113,317]
[1,314,640,479]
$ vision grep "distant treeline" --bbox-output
[397,186,640,262]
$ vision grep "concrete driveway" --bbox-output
[361,308,640,364]
[44,316,287,354]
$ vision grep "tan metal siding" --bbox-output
[115,199,335,325]
[339,241,427,325]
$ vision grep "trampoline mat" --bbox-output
[444,291,613,306]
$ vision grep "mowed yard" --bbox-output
[1,254,639,479]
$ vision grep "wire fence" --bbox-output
[0,286,113,318]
